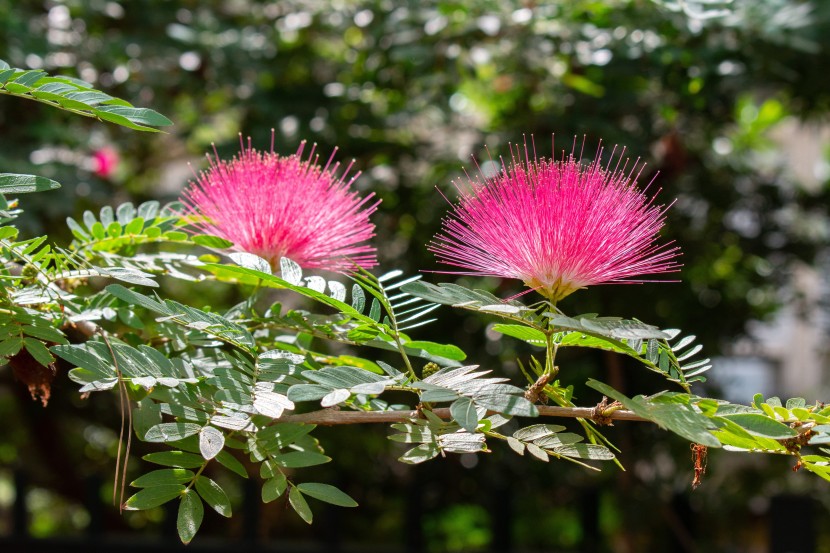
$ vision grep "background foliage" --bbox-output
[2,0,830,551]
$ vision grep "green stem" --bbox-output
[544,299,558,376]
[394,331,416,381]
[186,462,210,491]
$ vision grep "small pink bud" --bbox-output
[92,147,119,179]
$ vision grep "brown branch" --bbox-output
[273,405,649,426]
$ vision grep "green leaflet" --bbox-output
[412,365,537,418]
[0,173,61,194]
[144,423,202,443]
[262,473,288,503]
[491,324,547,346]
[177,490,204,545]
[124,485,185,510]
[271,451,331,468]
[716,413,797,439]
[131,469,195,487]
[289,486,313,524]
[143,451,205,468]
[296,483,358,507]
[194,476,232,517]
[0,60,172,132]
[450,397,479,433]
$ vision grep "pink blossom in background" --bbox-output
[429,138,681,302]
[182,137,379,272]
[92,147,119,178]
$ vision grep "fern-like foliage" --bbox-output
[506,423,616,465]
[405,280,710,391]
[413,365,537,430]
[205,256,465,367]
[389,409,497,464]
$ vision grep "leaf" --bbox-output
[512,424,567,442]
[94,105,171,131]
[0,338,23,358]
[160,404,209,424]
[368,298,381,321]
[280,257,303,284]
[399,443,440,464]
[253,390,295,417]
[717,413,797,439]
[0,173,61,194]
[350,381,387,395]
[177,490,204,545]
[479,304,523,314]
[257,423,316,450]
[144,423,202,443]
[672,335,697,351]
[328,280,347,301]
[548,314,670,340]
[272,451,331,468]
[553,444,616,460]
[124,485,185,510]
[133,400,162,438]
[192,234,233,248]
[351,284,366,312]
[216,451,248,478]
[97,267,158,287]
[194,476,232,517]
[450,397,479,433]
[131,469,195,488]
[507,437,525,455]
[198,426,225,460]
[143,451,205,468]
[533,433,584,449]
[289,486,313,524]
[785,397,806,410]
[296,483,358,507]
[321,388,351,407]
[287,384,332,402]
[405,340,467,361]
[23,337,54,367]
[262,473,288,503]
[211,415,256,432]
[230,252,272,274]
[491,324,547,346]
[526,443,549,462]
[52,344,113,379]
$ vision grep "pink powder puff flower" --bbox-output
[429,138,681,303]
[181,136,379,273]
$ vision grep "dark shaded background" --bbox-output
[1,1,829,551]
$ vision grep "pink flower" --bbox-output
[182,137,379,272]
[92,147,119,178]
[429,138,680,302]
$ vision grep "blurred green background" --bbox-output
[1,0,830,551]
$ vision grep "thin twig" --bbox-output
[100,331,130,511]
